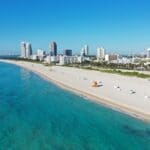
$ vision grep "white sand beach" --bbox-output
[0,59,150,121]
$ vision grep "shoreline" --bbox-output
[0,59,150,122]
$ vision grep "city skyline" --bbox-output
[1,0,150,54]
[1,40,150,56]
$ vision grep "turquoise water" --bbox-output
[0,62,150,150]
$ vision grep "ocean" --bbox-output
[0,62,150,150]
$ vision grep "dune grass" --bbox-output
[71,65,150,79]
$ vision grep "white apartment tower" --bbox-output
[37,49,45,57]
[81,45,89,56]
[37,49,45,61]
[81,48,85,56]
[20,42,32,58]
[84,45,89,56]
[26,43,32,58]
[147,48,150,58]
[97,47,105,60]
[21,42,26,58]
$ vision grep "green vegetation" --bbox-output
[12,58,42,64]
[64,64,150,79]
[43,62,56,66]
[2,57,150,79]
[2,57,57,66]
[99,69,150,78]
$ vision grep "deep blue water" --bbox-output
[0,62,150,150]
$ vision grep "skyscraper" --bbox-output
[50,42,57,56]
[147,48,150,58]
[80,45,89,56]
[81,48,85,56]
[26,43,32,58]
[97,47,105,60]
[21,42,26,58]
[84,45,89,56]
[20,42,32,58]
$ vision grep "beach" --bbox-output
[0,59,150,121]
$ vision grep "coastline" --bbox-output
[0,59,150,122]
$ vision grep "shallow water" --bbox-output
[0,62,150,150]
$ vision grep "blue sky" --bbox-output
[0,0,150,55]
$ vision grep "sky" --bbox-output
[0,0,150,55]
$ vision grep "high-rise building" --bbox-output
[37,49,45,61]
[21,42,26,58]
[20,42,32,58]
[26,43,32,58]
[64,49,72,56]
[97,47,105,60]
[84,45,89,56]
[37,49,45,57]
[80,45,89,56]
[81,48,85,56]
[50,42,57,56]
[147,48,150,58]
